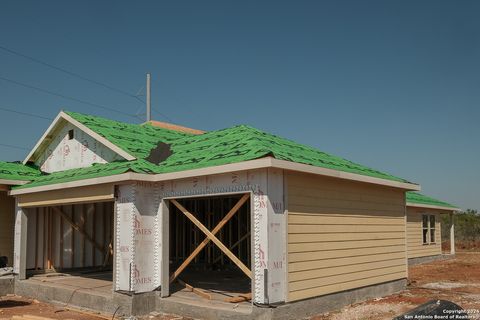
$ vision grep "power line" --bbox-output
[0,75,138,119]
[0,143,29,151]
[151,107,173,123]
[0,106,53,120]
[0,44,174,122]
[0,44,144,103]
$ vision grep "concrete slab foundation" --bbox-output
[154,278,407,320]
[270,278,407,320]
[408,254,455,266]
[0,276,14,296]
[12,277,407,319]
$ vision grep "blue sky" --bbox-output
[0,1,478,210]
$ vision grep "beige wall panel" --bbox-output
[289,245,405,263]
[286,172,407,302]
[289,251,406,272]
[17,184,114,208]
[406,207,442,259]
[0,192,15,266]
[289,272,405,302]
[288,214,404,225]
[288,238,405,253]
[290,265,406,292]
[288,231,405,243]
[289,258,406,282]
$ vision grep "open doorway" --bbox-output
[167,193,252,306]
[24,202,114,295]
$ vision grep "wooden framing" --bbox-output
[52,206,105,254]
[25,202,114,272]
[169,194,251,282]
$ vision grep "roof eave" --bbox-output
[406,202,460,212]
[10,157,419,195]
[0,179,30,186]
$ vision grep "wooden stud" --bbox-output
[60,207,64,269]
[47,207,55,269]
[225,292,252,303]
[213,232,251,264]
[177,278,212,300]
[170,195,250,282]
[81,204,86,268]
[70,205,74,268]
[52,206,104,254]
[43,208,47,269]
[92,204,96,266]
[35,208,39,270]
[102,203,106,256]
[170,194,251,281]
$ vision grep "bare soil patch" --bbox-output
[310,252,480,320]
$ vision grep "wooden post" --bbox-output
[70,205,74,268]
[34,208,38,270]
[81,204,86,268]
[92,204,96,265]
[60,208,64,270]
[450,212,455,255]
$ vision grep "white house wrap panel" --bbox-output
[156,168,286,304]
[36,122,122,173]
[115,184,136,291]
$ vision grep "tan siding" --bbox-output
[287,172,407,302]
[0,192,15,266]
[406,208,443,259]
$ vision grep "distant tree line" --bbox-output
[442,209,480,250]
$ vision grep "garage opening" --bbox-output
[168,193,252,306]
[24,202,114,295]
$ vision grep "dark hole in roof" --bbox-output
[146,142,173,165]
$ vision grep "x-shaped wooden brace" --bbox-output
[169,193,251,283]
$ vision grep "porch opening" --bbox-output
[168,193,252,307]
[24,201,114,295]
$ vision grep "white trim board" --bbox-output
[10,157,420,196]
[23,111,136,164]
[406,202,460,212]
[0,179,29,186]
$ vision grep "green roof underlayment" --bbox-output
[65,111,192,159]
[0,161,41,182]
[406,192,457,209]
[16,111,415,189]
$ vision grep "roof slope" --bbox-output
[0,161,41,182]
[157,125,409,182]
[15,111,414,189]
[406,192,458,210]
[65,111,192,159]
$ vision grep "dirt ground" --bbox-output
[311,252,480,320]
[0,295,190,320]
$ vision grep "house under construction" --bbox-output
[0,110,438,319]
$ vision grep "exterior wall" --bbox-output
[35,122,122,173]
[0,192,15,266]
[115,168,287,305]
[406,207,444,259]
[286,172,407,302]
